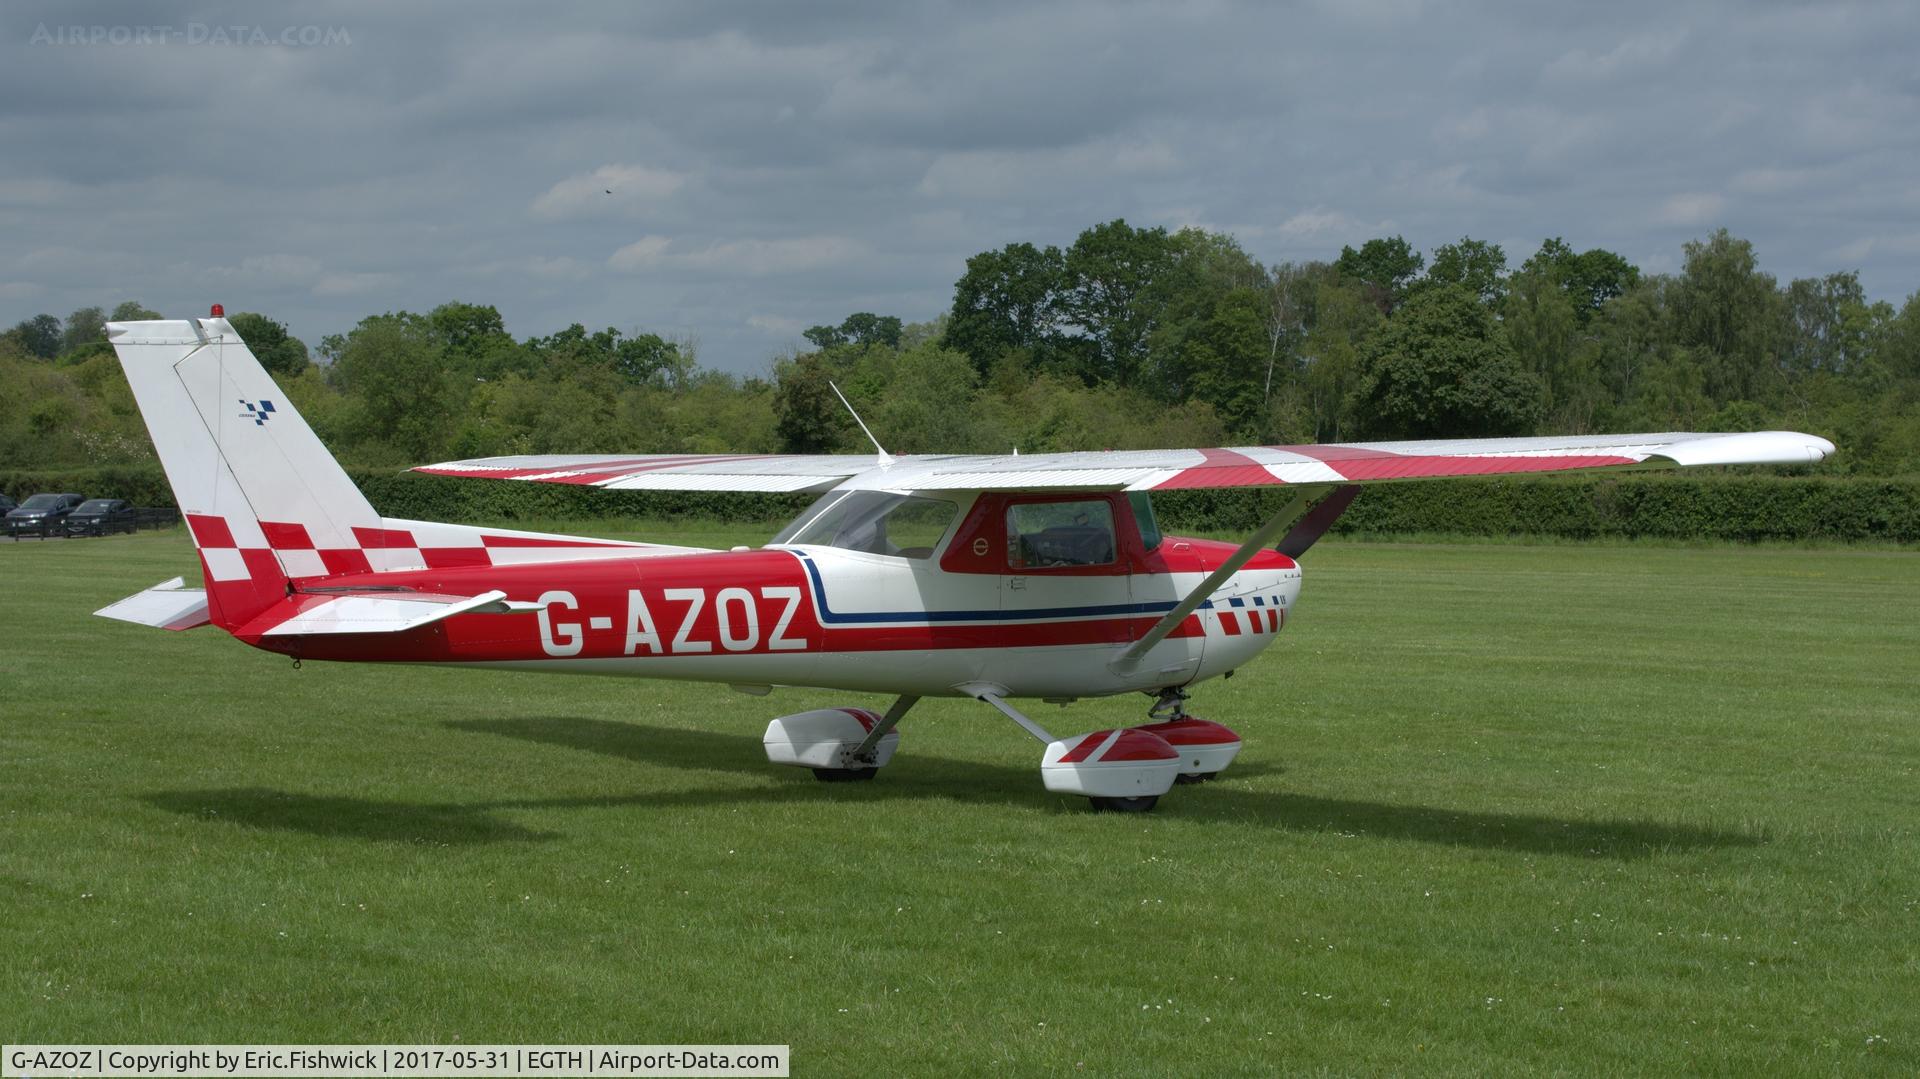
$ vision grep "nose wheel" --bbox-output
[1090,795,1160,813]
[961,683,1239,813]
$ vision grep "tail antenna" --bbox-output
[828,381,894,468]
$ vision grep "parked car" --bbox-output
[0,494,15,515]
[5,492,86,537]
[64,498,138,537]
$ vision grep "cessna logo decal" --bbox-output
[239,399,277,425]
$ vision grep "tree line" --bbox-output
[4,223,1917,475]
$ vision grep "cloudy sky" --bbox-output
[3,1,1916,372]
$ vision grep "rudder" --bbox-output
[107,314,382,629]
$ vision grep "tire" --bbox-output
[1174,772,1218,785]
[810,767,879,782]
[1089,795,1159,813]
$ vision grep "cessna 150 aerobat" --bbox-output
[97,311,1834,811]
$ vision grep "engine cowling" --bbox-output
[763,707,900,771]
[1040,728,1182,799]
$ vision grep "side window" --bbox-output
[1007,499,1116,569]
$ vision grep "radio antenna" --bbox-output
[829,381,893,468]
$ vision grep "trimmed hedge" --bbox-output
[0,464,178,508]
[5,463,1916,543]
[350,470,818,525]
[1152,475,1920,543]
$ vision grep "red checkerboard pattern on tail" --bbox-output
[103,314,694,632]
[186,512,679,584]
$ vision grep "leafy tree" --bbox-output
[1260,262,1318,409]
[522,323,683,387]
[1295,268,1381,442]
[1423,237,1507,305]
[1783,272,1886,377]
[110,301,162,321]
[873,344,982,453]
[227,312,311,377]
[1353,284,1542,438]
[945,242,1066,374]
[1522,239,1640,321]
[1669,229,1786,402]
[1580,278,1672,417]
[1886,292,1920,382]
[1058,219,1178,386]
[771,354,849,453]
[805,312,903,351]
[426,301,512,365]
[1501,263,1600,429]
[328,313,451,461]
[60,306,106,356]
[1335,236,1424,313]
[5,314,62,359]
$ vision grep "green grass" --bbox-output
[2,525,1916,1074]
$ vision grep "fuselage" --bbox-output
[239,489,1303,700]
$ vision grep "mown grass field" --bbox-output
[2,525,1915,1075]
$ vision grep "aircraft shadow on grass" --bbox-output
[140,717,1762,859]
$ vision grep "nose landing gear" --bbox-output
[958,683,1242,812]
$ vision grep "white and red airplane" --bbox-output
[96,311,1834,811]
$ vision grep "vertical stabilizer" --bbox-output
[107,315,382,628]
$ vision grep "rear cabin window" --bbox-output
[1006,499,1117,569]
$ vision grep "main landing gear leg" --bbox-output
[959,682,1179,813]
[810,694,919,782]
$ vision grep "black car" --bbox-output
[5,492,86,537]
[64,498,138,537]
[0,494,15,515]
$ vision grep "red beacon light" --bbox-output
[210,303,224,317]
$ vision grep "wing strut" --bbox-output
[1109,485,1330,676]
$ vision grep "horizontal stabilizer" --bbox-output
[241,589,529,638]
[94,577,210,631]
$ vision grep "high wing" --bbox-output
[416,431,1834,493]
[415,453,885,492]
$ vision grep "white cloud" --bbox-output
[608,234,860,275]
[1729,167,1820,196]
[1655,192,1726,226]
[236,254,324,282]
[682,236,861,275]
[532,163,688,220]
[1543,30,1689,84]
[1277,209,1363,240]
[1824,233,1920,264]
[0,178,74,206]
[312,272,394,297]
[607,235,673,271]
[528,255,592,281]
[918,138,1180,199]
[746,312,808,335]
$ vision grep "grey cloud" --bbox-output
[1,0,1916,374]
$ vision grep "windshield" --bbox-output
[77,500,115,512]
[1129,491,1162,552]
[20,494,62,510]
[771,491,958,559]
